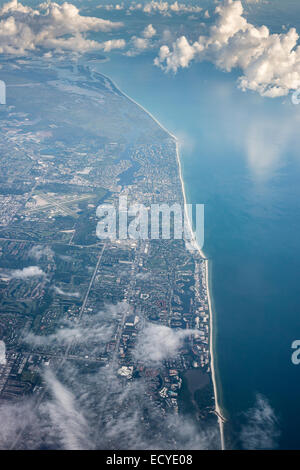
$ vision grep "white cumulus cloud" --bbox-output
[0,0,124,55]
[143,23,156,38]
[155,0,300,98]
[0,340,6,366]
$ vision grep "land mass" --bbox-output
[0,57,221,449]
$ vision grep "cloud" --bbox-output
[126,23,157,56]
[0,340,6,366]
[0,309,281,450]
[129,1,202,16]
[28,245,54,261]
[0,369,92,450]
[97,3,125,11]
[0,1,123,55]
[155,0,300,98]
[126,34,152,56]
[98,39,126,52]
[41,369,91,450]
[132,36,150,51]
[53,286,80,298]
[134,323,196,366]
[135,271,151,280]
[24,309,115,352]
[143,24,156,39]
[245,117,293,179]
[240,394,280,449]
[9,265,45,279]
[155,36,201,71]
[102,379,218,449]
[0,398,41,449]
[98,2,202,15]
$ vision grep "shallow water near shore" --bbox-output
[91,53,300,449]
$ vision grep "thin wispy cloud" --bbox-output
[53,286,80,298]
[98,2,203,16]
[7,265,45,279]
[42,369,91,450]
[0,301,220,450]
[28,245,54,261]
[240,394,280,449]
[24,310,114,352]
[0,362,219,449]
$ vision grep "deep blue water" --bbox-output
[91,53,300,449]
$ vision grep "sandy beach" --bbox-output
[175,140,226,451]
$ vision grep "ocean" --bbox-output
[89,52,300,449]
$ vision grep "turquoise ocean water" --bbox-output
[91,53,300,449]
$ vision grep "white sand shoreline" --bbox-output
[96,69,225,449]
[175,140,226,451]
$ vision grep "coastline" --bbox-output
[175,141,226,451]
[95,68,225,449]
